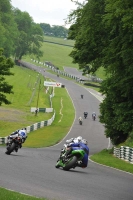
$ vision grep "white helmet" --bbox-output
[77,136,82,142]
[82,139,88,145]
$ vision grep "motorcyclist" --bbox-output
[7,128,27,151]
[92,112,96,119]
[78,116,83,123]
[58,136,83,160]
[84,112,88,118]
[18,128,27,143]
[65,139,89,168]
[66,136,83,144]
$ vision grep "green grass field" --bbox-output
[43,35,75,46]
[24,35,105,80]
[0,187,47,200]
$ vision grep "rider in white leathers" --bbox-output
[7,128,27,146]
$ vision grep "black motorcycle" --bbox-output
[5,136,22,155]
[84,112,88,119]
[81,95,83,99]
[79,120,83,125]
[92,115,96,121]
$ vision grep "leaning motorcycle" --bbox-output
[55,144,85,171]
[5,136,22,155]
[92,116,96,121]
[79,120,83,125]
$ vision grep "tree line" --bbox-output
[0,1,69,59]
[0,0,68,106]
[40,23,68,38]
[68,0,133,145]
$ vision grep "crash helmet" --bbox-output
[77,136,82,142]
[82,139,88,145]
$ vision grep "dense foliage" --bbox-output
[0,0,44,104]
[68,0,133,145]
[0,0,43,59]
[0,49,14,105]
[13,8,44,60]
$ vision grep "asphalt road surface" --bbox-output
[0,61,133,200]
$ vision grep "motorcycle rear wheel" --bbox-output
[63,156,78,171]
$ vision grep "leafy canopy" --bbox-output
[67,0,133,145]
[0,49,14,105]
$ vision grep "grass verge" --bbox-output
[0,187,48,200]
[90,149,133,174]
[23,87,75,148]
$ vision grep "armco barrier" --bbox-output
[30,59,103,84]
[114,146,133,164]
[0,138,7,144]
[0,112,55,145]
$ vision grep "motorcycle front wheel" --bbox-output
[5,142,16,155]
[63,156,78,171]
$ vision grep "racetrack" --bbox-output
[0,62,133,200]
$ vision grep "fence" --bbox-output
[31,59,103,84]
[114,146,133,164]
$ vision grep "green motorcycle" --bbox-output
[55,144,85,171]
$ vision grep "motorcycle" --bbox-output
[55,144,86,171]
[5,136,22,155]
[84,112,88,119]
[79,120,83,125]
[81,95,83,99]
[92,115,96,121]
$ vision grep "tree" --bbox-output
[0,49,14,105]
[13,9,44,60]
[68,0,106,73]
[40,23,68,38]
[68,0,133,145]
[99,0,133,145]
[40,23,51,34]
[0,0,18,57]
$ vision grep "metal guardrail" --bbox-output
[114,146,133,164]
[30,59,103,84]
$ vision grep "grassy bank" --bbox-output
[90,149,133,174]
[0,64,75,146]
[23,87,75,148]
[0,65,54,136]
[0,187,47,200]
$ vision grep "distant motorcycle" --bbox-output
[92,115,96,121]
[55,144,86,171]
[84,112,88,119]
[79,120,83,125]
[5,136,22,155]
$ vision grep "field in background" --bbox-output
[44,35,75,46]
[24,35,106,80]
